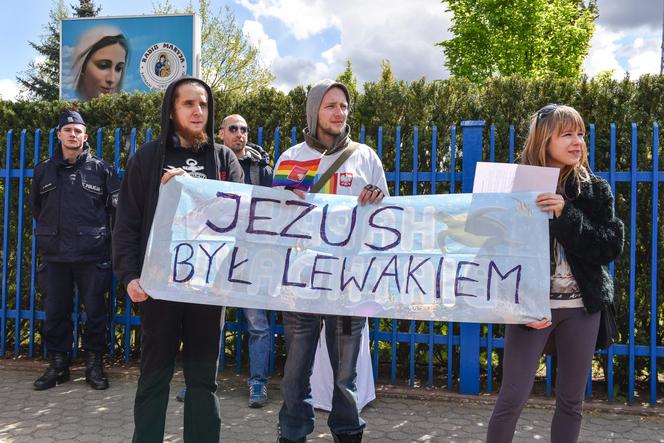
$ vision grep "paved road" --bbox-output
[1,361,663,442]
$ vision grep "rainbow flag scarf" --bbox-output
[315,172,338,194]
[273,158,322,191]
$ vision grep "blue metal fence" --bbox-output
[0,121,661,404]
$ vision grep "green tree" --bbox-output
[71,0,100,17]
[16,0,67,100]
[17,0,102,100]
[154,0,275,94]
[336,60,359,106]
[438,0,598,82]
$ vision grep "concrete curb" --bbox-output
[3,357,662,418]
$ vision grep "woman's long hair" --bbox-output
[520,104,590,196]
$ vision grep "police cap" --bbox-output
[57,111,86,130]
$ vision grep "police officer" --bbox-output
[30,110,120,391]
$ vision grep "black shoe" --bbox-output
[33,352,70,390]
[85,351,109,390]
[331,431,363,443]
[276,425,306,443]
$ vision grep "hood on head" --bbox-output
[159,77,215,148]
[244,142,270,165]
[305,79,350,139]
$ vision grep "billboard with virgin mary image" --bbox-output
[60,14,201,101]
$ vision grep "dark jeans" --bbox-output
[132,298,223,443]
[279,312,366,440]
[40,260,111,353]
[487,308,601,443]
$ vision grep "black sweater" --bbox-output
[112,77,244,288]
[549,174,624,313]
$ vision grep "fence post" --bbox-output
[459,120,485,395]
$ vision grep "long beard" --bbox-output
[174,123,209,152]
[189,132,209,153]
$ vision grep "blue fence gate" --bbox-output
[0,120,662,404]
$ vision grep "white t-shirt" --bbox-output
[274,142,389,197]
[550,239,584,309]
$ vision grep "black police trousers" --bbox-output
[133,298,224,443]
[40,260,112,353]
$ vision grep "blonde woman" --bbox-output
[486,104,624,443]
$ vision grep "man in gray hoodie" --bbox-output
[274,79,388,443]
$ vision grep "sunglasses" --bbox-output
[536,104,558,125]
[227,124,248,134]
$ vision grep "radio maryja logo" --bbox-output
[140,42,188,90]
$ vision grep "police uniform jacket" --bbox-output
[30,142,120,263]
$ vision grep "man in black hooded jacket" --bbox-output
[112,77,243,442]
[175,113,274,407]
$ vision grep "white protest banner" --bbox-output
[140,176,551,324]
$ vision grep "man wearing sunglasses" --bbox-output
[219,115,274,189]
[220,114,274,407]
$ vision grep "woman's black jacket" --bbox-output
[549,174,624,314]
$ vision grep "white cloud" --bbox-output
[242,20,279,66]
[238,0,452,90]
[238,0,340,40]
[584,24,661,79]
[321,44,341,65]
[271,56,331,91]
[584,25,626,78]
[627,37,660,77]
[0,78,20,101]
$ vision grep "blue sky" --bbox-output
[1,0,662,100]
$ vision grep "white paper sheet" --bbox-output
[472,162,559,194]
